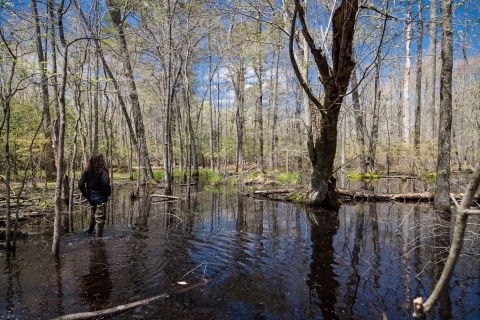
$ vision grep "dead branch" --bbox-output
[253,189,294,196]
[151,194,183,200]
[338,189,435,201]
[53,280,210,320]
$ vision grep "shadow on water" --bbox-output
[1,181,479,319]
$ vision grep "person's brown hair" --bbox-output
[86,154,108,177]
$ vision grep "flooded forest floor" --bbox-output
[1,173,480,319]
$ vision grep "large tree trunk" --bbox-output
[291,0,358,208]
[433,0,453,213]
[307,102,341,208]
[106,0,153,182]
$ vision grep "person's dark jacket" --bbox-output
[78,169,111,203]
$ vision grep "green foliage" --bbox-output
[229,177,238,185]
[347,173,380,181]
[276,172,299,185]
[210,173,222,185]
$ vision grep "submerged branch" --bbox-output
[53,280,210,320]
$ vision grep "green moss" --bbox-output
[277,172,299,184]
[347,173,380,181]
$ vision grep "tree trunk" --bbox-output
[106,0,153,182]
[255,69,264,172]
[234,63,245,172]
[403,1,413,143]
[52,42,68,257]
[425,0,437,140]
[351,72,367,173]
[433,0,453,213]
[3,100,12,251]
[269,44,280,170]
[208,35,215,172]
[370,42,382,171]
[414,0,424,158]
[30,0,56,180]
[290,0,358,208]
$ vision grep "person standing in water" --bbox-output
[78,154,111,237]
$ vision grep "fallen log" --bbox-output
[151,194,183,200]
[378,175,418,180]
[253,189,293,196]
[338,189,435,201]
[53,280,210,320]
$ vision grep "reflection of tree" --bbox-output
[306,208,340,319]
[80,242,112,311]
[344,204,364,315]
[54,259,63,315]
[4,254,22,312]
[434,215,453,319]
[135,187,153,232]
[236,192,246,232]
[254,202,264,235]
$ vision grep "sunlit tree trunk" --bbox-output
[414,0,424,159]
[269,44,280,170]
[403,1,413,143]
[425,0,437,140]
[433,0,453,213]
[234,62,245,172]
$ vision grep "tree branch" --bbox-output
[53,280,210,320]
[288,6,323,110]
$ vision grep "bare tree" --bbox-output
[105,0,154,182]
[289,0,358,208]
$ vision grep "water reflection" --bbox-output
[4,253,22,312]
[306,208,340,319]
[1,184,479,319]
[79,241,112,311]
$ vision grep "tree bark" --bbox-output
[425,0,437,140]
[433,0,453,213]
[403,1,413,143]
[269,42,280,171]
[414,0,423,158]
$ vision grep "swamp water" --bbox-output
[1,179,479,319]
